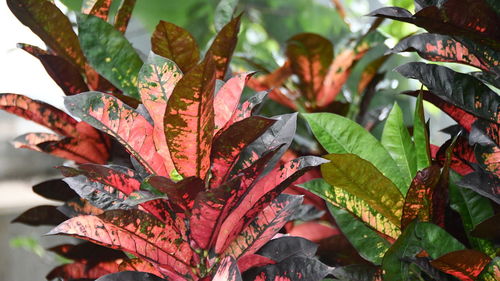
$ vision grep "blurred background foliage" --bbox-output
[58,0,445,142]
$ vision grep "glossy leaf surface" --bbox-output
[458,170,500,204]
[430,249,491,281]
[413,93,432,171]
[78,14,143,99]
[206,14,241,79]
[12,205,67,226]
[151,20,200,73]
[303,113,407,194]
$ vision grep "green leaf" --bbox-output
[300,177,400,239]
[214,0,239,32]
[449,172,495,257]
[413,93,432,171]
[321,154,404,231]
[78,14,143,99]
[382,103,417,187]
[303,113,407,194]
[382,221,465,280]
[327,204,390,265]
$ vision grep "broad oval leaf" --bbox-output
[65,92,167,175]
[164,57,216,179]
[458,170,500,204]
[430,249,492,281]
[395,62,500,124]
[303,113,407,194]
[321,154,404,231]
[245,256,333,281]
[33,179,77,202]
[381,103,417,187]
[151,20,200,73]
[286,33,333,101]
[257,236,318,262]
[78,14,143,99]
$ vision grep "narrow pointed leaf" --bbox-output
[382,103,417,186]
[321,154,404,229]
[48,209,192,276]
[12,205,67,226]
[164,58,216,179]
[401,165,441,230]
[223,91,268,128]
[213,72,253,133]
[286,33,333,101]
[300,178,400,239]
[327,204,390,265]
[65,92,167,175]
[113,0,136,33]
[138,53,182,173]
[210,116,276,187]
[19,43,89,95]
[224,194,302,259]
[88,0,112,21]
[33,179,78,201]
[391,34,498,72]
[7,0,86,70]
[78,14,143,99]
[206,14,242,79]
[213,256,242,281]
[395,62,500,124]
[216,156,327,253]
[151,20,200,73]
[49,242,127,262]
[303,113,407,194]
[414,93,432,170]
[0,94,78,137]
[430,249,492,281]
[47,260,120,281]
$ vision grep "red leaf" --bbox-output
[436,137,476,176]
[237,254,276,273]
[164,57,216,179]
[287,222,339,243]
[7,0,86,70]
[214,72,254,133]
[212,256,243,281]
[222,91,268,129]
[215,156,327,253]
[206,14,242,79]
[0,94,78,137]
[151,20,200,73]
[113,0,136,34]
[19,43,89,95]
[286,33,333,101]
[190,177,242,249]
[476,145,500,177]
[147,176,204,212]
[65,92,168,175]
[223,194,303,259]
[401,165,441,230]
[118,258,163,277]
[210,116,276,187]
[46,260,120,280]
[138,53,182,174]
[48,209,193,277]
[430,249,492,281]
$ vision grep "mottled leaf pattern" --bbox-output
[213,256,242,281]
[164,58,216,179]
[65,92,167,175]
[151,20,200,73]
[46,260,120,281]
[430,249,492,281]
[114,0,136,33]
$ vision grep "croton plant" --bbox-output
[2,0,500,281]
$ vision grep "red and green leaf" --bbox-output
[151,21,200,73]
[48,209,192,277]
[286,33,333,101]
[223,194,303,259]
[138,53,182,173]
[475,145,500,177]
[222,90,268,129]
[87,0,113,21]
[210,116,276,187]
[65,92,167,175]
[146,176,204,212]
[212,256,242,281]
[246,256,333,281]
[401,165,441,230]
[0,94,78,137]
[206,14,242,80]
[430,249,492,281]
[18,43,89,95]
[7,0,86,70]
[164,58,216,179]
[213,72,254,133]
[113,0,136,33]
